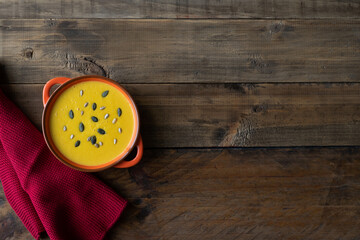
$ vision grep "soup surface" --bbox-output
[49,80,135,166]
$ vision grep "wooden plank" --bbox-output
[2,147,360,239]
[1,0,360,19]
[1,19,360,84]
[2,83,360,147]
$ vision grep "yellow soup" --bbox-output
[49,81,135,166]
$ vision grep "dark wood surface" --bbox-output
[1,1,360,239]
[2,83,360,147]
[1,19,360,84]
[1,0,360,19]
[2,148,360,239]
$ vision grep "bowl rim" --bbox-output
[42,75,140,172]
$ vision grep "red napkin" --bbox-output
[0,89,127,240]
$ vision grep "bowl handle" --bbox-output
[114,135,143,168]
[43,77,71,106]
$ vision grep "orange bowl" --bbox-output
[42,75,143,172]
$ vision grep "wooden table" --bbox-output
[1,1,360,239]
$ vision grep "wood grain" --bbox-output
[2,82,360,147]
[1,0,360,19]
[0,187,35,240]
[104,147,360,239]
[3,147,360,239]
[1,2,359,239]
[1,19,360,84]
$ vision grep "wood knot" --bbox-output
[252,104,268,113]
[45,19,57,27]
[267,22,294,36]
[223,84,246,94]
[22,48,33,59]
[133,198,143,205]
[247,54,273,74]
[64,54,108,77]
[270,22,283,34]
[136,205,152,222]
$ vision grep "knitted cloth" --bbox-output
[0,89,127,240]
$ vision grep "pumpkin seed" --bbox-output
[114,138,117,144]
[117,108,122,117]
[112,118,117,124]
[90,135,97,145]
[69,110,74,119]
[63,126,67,131]
[100,106,106,110]
[92,103,97,110]
[102,90,109,97]
[118,128,122,133]
[99,141,103,146]
[104,113,109,119]
[70,134,74,139]
[84,102,89,107]
[75,140,80,147]
[81,111,84,116]
[79,122,84,132]
[80,90,84,96]
[91,116,98,122]
[95,143,99,148]
[87,136,91,141]
[97,128,106,135]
